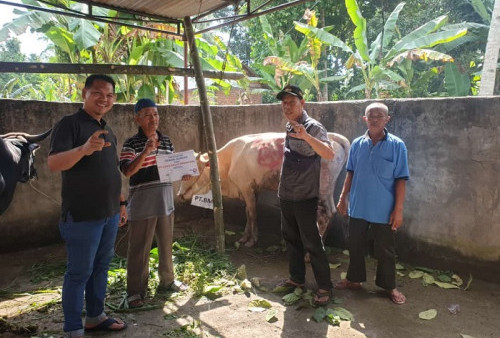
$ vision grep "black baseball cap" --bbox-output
[276,84,304,100]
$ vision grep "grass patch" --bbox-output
[29,261,66,284]
[107,235,237,300]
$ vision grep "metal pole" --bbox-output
[184,16,225,252]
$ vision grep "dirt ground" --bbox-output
[1,219,499,338]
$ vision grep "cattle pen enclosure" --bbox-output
[0,96,499,282]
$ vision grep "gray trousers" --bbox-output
[126,214,174,299]
[346,217,396,290]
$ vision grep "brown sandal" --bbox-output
[128,298,145,308]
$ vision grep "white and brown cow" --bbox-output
[178,132,350,247]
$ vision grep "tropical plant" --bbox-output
[0,0,247,103]
[295,0,468,98]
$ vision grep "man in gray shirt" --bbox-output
[276,85,335,306]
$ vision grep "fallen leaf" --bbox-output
[433,281,460,289]
[248,299,272,312]
[234,241,240,249]
[396,263,405,270]
[340,272,347,280]
[419,309,437,320]
[397,271,405,277]
[409,270,424,279]
[265,245,280,252]
[225,230,236,236]
[240,279,252,290]
[329,263,341,269]
[250,277,261,287]
[236,265,247,280]
[464,273,473,291]
[416,266,435,273]
[282,292,301,306]
[342,250,349,256]
[266,309,278,322]
[329,307,354,321]
[423,273,435,285]
[312,307,326,322]
[437,274,452,282]
[452,274,463,287]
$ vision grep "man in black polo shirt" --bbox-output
[276,84,335,306]
[48,74,127,336]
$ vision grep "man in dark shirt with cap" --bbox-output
[276,84,335,306]
[48,74,127,336]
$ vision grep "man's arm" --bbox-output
[48,129,110,172]
[336,171,353,217]
[121,135,159,177]
[389,178,406,230]
[288,122,334,160]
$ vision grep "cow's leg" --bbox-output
[238,190,258,247]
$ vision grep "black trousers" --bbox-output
[346,217,396,290]
[280,198,332,291]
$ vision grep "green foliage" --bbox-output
[172,236,236,296]
[29,261,66,284]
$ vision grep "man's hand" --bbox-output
[119,206,128,227]
[336,197,348,218]
[389,208,403,230]
[81,130,111,156]
[288,121,309,140]
[144,134,159,154]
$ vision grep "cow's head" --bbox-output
[1,129,52,182]
[178,152,212,201]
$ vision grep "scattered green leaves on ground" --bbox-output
[418,309,437,320]
[248,299,272,312]
[313,307,354,326]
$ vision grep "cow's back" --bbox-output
[224,133,285,195]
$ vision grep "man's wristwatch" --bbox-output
[120,200,128,207]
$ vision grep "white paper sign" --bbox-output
[191,191,213,209]
[157,150,199,183]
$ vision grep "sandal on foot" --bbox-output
[334,279,362,290]
[85,317,127,332]
[314,289,332,306]
[273,279,305,293]
[161,280,188,293]
[388,289,406,305]
[128,298,145,308]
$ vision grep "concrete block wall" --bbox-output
[1,97,499,280]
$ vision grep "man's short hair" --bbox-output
[365,102,388,115]
[85,74,116,92]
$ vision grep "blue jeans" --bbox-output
[59,212,119,334]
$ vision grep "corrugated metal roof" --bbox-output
[88,0,237,20]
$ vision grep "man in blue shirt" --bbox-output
[335,102,409,305]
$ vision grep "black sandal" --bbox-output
[314,289,331,306]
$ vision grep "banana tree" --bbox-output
[295,0,468,98]
[1,0,247,103]
[254,10,327,101]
